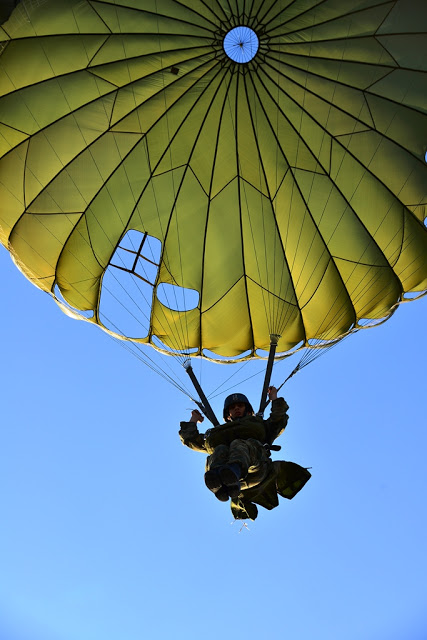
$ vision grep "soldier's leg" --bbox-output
[205,444,229,471]
[228,438,269,477]
[204,445,230,500]
[218,438,270,496]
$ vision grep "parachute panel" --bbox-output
[0,143,26,244]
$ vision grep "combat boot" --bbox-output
[219,463,242,498]
[214,486,229,502]
[204,468,222,492]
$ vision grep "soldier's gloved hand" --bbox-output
[190,409,204,424]
[268,386,278,401]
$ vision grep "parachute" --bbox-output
[1,0,426,407]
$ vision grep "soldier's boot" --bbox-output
[204,468,223,492]
[214,486,230,502]
[219,463,242,499]
[204,470,230,501]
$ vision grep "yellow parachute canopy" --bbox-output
[0,0,426,362]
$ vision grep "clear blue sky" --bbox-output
[1,246,426,640]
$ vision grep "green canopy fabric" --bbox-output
[0,0,426,361]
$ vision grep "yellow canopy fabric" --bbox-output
[0,0,426,361]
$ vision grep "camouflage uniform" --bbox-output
[179,397,289,474]
[205,437,270,482]
[179,398,311,519]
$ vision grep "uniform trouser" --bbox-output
[205,438,270,481]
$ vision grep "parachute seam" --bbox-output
[224,0,235,25]
[265,52,379,129]
[361,93,427,164]
[108,89,120,130]
[374,0,401,37]
[243,69,298,337]
[373,35,400,68]
[83,215,104,271]
[156,12,192,358]
[86,2,113,35]
[269,0,397,36]
[147,1,193,358]
[201,276,245,314]
[89,0,217,36]
[200,273,299,315]
[198,68,236,354]
[2,31,216,43]
[267,48,422,81]
[363,66,395,93]
[245,276,298,305]
[171,0,224,30]
[22,136,29,211]
[0,122,28,137]
[271,168,290,202]
[240,70,274,337]
[270,30,421,48]
[334,128,376,137]
[275,10,318,337]
[257,0,311,31]
[145,59,234,355]
[234,70,256,353]
[292,259,331,312]
[208,0,229,24]
[0,38,10,52]
[86,35,113,68]
[249,65,315,338]
[0,43,213,103]
[332,255,397,268]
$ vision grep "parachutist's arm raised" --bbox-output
[264,394,289,445]
[179,409,207,452]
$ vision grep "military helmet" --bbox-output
[223,393,254,421]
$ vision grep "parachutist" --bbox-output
[179,387,311,520]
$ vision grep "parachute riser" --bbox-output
[258,334,280,415]
[184,363,220,426]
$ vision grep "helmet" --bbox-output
[223,393,254,421]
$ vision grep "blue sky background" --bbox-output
[1,245,426,640]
